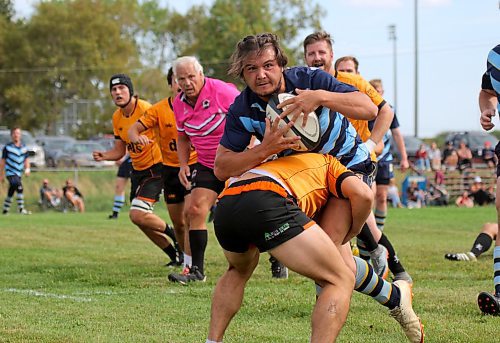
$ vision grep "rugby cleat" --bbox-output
[19,209,31,215]
[370,245,389,279]
[168,266,206,285]
[269,256,288,279]
[444,252,477,262]
[477,291,500,315]
[390,280,425,343]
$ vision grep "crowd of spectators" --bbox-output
[390,138,497,209]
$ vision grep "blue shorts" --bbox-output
[375,162,394,185]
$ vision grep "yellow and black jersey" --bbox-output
[336,71,386,161]
[245,153,353,219]
[138,97,197,167]
[112,98,162,171]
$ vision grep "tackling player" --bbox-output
[208,153,423,343]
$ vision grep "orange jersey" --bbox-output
[224,153,351,219]
[112,98,162,171]
[336,71,386,161]
[138,97,197,167]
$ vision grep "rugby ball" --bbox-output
[266,93,321,151]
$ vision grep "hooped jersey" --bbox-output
[112,98,162,171]
[335,71,386,161]
[481,44,500,112]
[2,142,28,177]
[220,66,370,169]
[139,97,197,167]
[223,153,353,219]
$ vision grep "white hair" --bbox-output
[172,56,204,75]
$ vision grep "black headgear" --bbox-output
[109,74,134,96]
[109,74,134,108]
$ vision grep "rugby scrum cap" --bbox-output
[109,74,134,96]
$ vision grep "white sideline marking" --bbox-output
[3,288,92,302]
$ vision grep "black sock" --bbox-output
[357,223,378,251]
[470,233,493,257]
[164,224,177,242]
[162,244,177,261]
[189,230,208,275]
[389,284,402,310]
[379,233,405,275]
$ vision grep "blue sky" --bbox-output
[13,0,500,138]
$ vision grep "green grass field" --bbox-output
[0,204,499,342]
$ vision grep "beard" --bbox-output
[253,77,283,99]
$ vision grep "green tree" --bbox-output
[1,0,142,136]
[172,0,324,83]
[0,0,13,21]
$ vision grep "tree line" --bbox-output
[0,0,323,138]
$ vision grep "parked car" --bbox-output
[56,141,115,168]
[0,129,46,168]
[36,135,76,167]
[390,135,428,163]
[444,131,498,159]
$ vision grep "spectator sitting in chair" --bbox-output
[40,179,62,208]
[470,176,495,206]
[427,183,449,206]
[407,180,426,209]
[455,190,474,208]
[63,179,85,213]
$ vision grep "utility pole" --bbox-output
[414,0,419,137]
[388,24,398,112]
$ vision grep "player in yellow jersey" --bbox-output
[93,74,180,266]
[128,68,198,269]
[303,31,393,279]
[207,153,423,343]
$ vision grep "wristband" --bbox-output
[365,139,376,153]
[25,168,31,174]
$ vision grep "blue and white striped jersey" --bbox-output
[2,142,29,177]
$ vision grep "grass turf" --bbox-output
[0,205,498,342]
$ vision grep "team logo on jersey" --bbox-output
[202,99,210,109]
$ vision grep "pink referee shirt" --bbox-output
[173,77,239,169]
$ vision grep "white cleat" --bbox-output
[390,280,424,343]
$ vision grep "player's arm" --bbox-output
[338,174,373,244]
[92,139,126,161]
[214,118,300,181]
[278,88,377,122]
[479,88,497,131]
[24,155,30,176]
[128,121,152,146]
[391,126,409,171]
[0,158,5,183]
[367,103,394,151]
[177,133,194,188]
